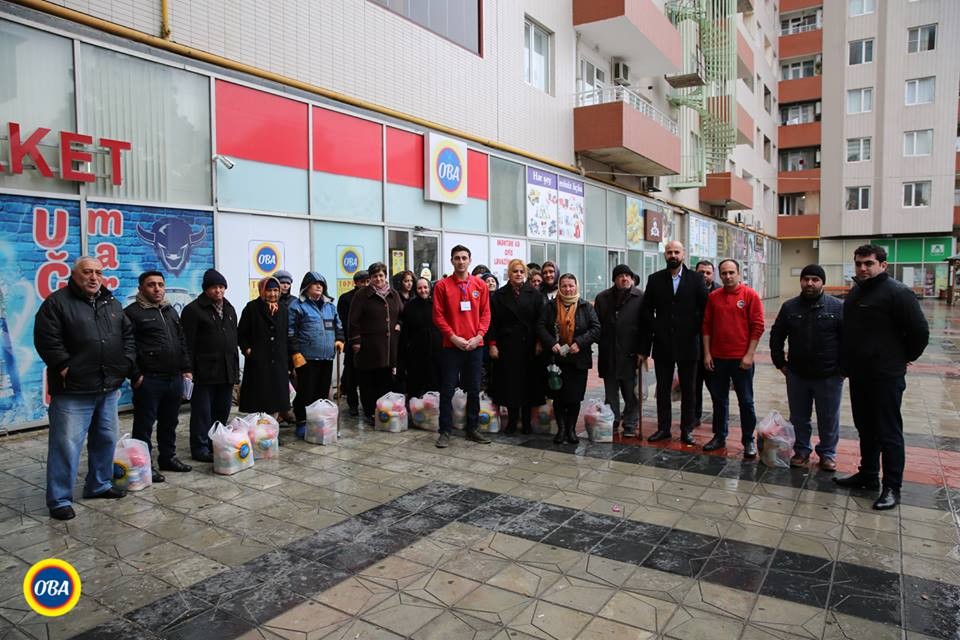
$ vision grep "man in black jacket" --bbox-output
[641,241,708,445]
[835,245,929,510]
[125,271,194,483]
[769,264,842,472]
[594,264,645,436]
[181,269,239,462]
[34,257,136,520]
[694,261,721,426]
[337,269,369,417]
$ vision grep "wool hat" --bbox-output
[353,269,370,283]
[202,268,227,290]
[800,264,826,283]
[611,264,634,281]
[274,270,293,285]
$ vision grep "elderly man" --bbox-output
[34,257,136,520]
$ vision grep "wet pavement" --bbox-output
[0,298,957,640]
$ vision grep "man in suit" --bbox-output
[641,241,708,445]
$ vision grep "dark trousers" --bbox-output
[849,375,906,490]
[293,359,334,423]
[340,356,360,410]
[132,374,182,463]
[654,357,697,434]
[189,382,233,456]
[358,367,393,419]
[785,371,842,460]
[439,347,482,435]
[603,372,638,430]
[505,405,533,429]
[694,359,714,424]
[709,359,757,444]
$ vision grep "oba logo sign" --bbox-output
[435,146,462,194]
[23,559,81,616]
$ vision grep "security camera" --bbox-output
[213,155,235,170]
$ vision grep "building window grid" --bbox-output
[846,137,871,162]
[780,102,818,125]
[905,77,935,105]
[849,0,876,17]
[848,39,874,65]
[847,87,873,114]
[524,18,551,94]
[368,0,481,54]
[903,181,932,208]
[780,58,817,81]
[904,129,933,156]
[907,24,937,53]
[846,186,870,211]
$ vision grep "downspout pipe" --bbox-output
[160,0,170,39]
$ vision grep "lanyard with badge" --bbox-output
[458,281,472,311]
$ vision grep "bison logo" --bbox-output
[136,219,206,276]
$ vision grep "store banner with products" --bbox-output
[626,198,644,249]
[556,176,584,242]
[526,167,558,239]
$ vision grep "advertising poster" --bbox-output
[489,237,527,283]
[626,197,644,249]
[337,245,363,297]
[247,240,285,300]
[645,208,664,243]
[556,176,584,242]
[526,167,557,239]
[716,225,731,258]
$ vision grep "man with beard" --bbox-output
[769,265,843,472]
[641,241,708,444]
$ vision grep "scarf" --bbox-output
[371,278,391,298]
[257,277,280,316]
[211,300,224,319]
[511,281,522,298]
[556,295,578,346]
[135,291,169,309]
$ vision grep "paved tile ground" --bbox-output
[0,298,957,640]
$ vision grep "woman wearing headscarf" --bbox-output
[349,262,402,426]
[488,260,545,434]
[399,277,441,400]
[537,274,601,444]
[238,277,291,416]
[477,272,499,392]
[540,261,559,300]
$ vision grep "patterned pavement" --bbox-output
[0,297,957,639]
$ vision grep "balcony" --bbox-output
[573,0,681,75]
[779,122,821,149]
[780,26,822,59]
[779,76,822,103]
[737,103,753,146]
[574,86,680,176]
[700,172,753,209]
[778,214,820,238]
[778,168,820,194]
[737,30,754,80]
[781,0,823,11]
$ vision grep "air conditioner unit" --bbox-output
[613,61,630,86]
[641,176,661,192]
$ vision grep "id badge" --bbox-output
[460,301,472,311]
[323,319,334,330]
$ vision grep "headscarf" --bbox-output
[541,260,559,294]
[555,277,579,346]
[258,276,281,316]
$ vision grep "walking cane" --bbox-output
[335,349,342,435]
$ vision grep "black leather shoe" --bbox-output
[465,430,491,444]
[83,487,126,500]
[348,406,360,417]
[833,472,880,490]
[703,437,726,452]
[504,423,517,435]
[873,487,900,510]
[680,432,696,446]
[521,423,532,435]
[49,505,75,521]
[647,429,672,443]
[159,457,192,472]
[743,440,758,458]
[192,451,213,463]
[151,467,166,484]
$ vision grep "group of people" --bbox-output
[34,239,927,521]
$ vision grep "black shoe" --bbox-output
[158,457,192,472]
[833,472,880,490]
[49,505,75,521]
[192,451,213,463]
[743,440,758,458]
[647,429,672,443]
[703,437,726,452]
[364,415,376,427]
[151,467,166,484]
[553,429,565,444]
[435,433,450,448]
[348,406,360,417]
[680,432,696,446]
[465,430,491,444]
[504,423,517,435]
[521,423,532,435]
[873,487,900,510]
[83,487,126,500]
[564,426,580,445]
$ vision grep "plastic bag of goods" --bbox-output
[305,398,338,444]
[757,410,796,468]
[112,434,152,492]
[409,392,440,431]
[581,400,615,443]
[376,392,408,432]
[477,392,500,433]
[451,388,468,430]
[208,419,255,475]
[243,413,280,460]
[530,400,555,435]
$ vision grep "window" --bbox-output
[781,59,816,80]
[904,130,933,156]
[846,187,870,211]
[846,138,871,162]
[847,87,873,114]
[905,77,935,105]
[780,148,820,172]
[369,0,480,54]
[849,0,876,17]
[780,11,820,35]
[780,102,817,125]
[779,194,806,216]
[524,18,551,93]
[489,157,525,235]
[763,85,773,114]
[903,181,931,207]
[908,24,937,53]
[849,39,874,65]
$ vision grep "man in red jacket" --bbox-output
[432,245,492,449]
[702,259,764,457]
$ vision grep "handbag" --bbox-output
[547,362,563,391]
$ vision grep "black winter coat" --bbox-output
[124,301,191,379]
[594,285,645,379]
[349,287,402,370]
[641,266,707,361]
[769,293,843,378]
[489,283,546,407]
[841,272,929,379]
[399,296,441,397]
[34,280,135,395]
[181,294,239,385]
[238,299,290,413]
[537,298,601,371]
[337,288,358,342]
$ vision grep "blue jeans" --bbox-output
[438,347,482,435]
[132,375,183,463]
[46,390,120,510]
[709,359,756,443]
[189,383,233,457]
[785,371,842,460]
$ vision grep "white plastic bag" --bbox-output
[409,392,440,431]
[376,392,408,432]
[113,434,152,492]
[477,392,500,433]
[530,401,555,434]
[208,419,255,475]
[757,410,795,468]
[581,400,615,443]
[243,413,280,460]
[451,388,467,430]
[305,399,339,444]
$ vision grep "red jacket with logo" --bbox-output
[432,274,491,349]
[702,284,764,359]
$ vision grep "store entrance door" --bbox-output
[413,233,440,283]
[387,229,410,278]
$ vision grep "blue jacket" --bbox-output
[288,295,344,361]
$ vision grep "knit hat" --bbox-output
[299,271,327,295]
[274,270,293,285]
[480,273,499,289]
[611,264,634,281]
[202,268,227,290]
[800,264,826,283]
[353,269,370,283]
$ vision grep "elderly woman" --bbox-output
[537,273,601,444]
[349,262,402,426]
[238,277,291,416]
[540,261,559,300]
[489,259,545,434]
[399,277,441,400]
[528,267,544,292]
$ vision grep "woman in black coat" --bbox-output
[238,277,290,415]
[537,274,601,444]
[489,259,545,434]
[399,278,441,399]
